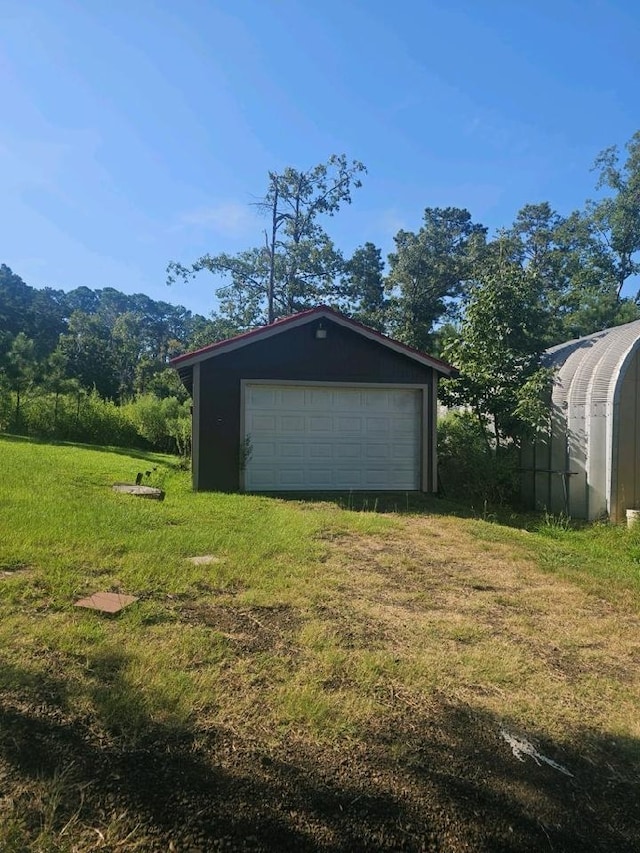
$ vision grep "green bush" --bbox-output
[1,389,193,455]
[4,389,144,448]
[121,394,191,456]
[437,410,519,505]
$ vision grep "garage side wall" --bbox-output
[195,319,436,492]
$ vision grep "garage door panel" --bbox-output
[365,444,389,458]
[335,468,363,487]
[245,384,422,491]
[249,467,279,488]
[390,390,420,412]
[309,416,333,432]
[278,469,305,486]
[307,390,332,409]
[252,440,277,458]
[250,414,277,431]
[392,443,417,460]
[249,388,277,407]
[365,417,390,436]
[363,391,389,411]
[334,389,363,409]
[335,444,361,459]
[336,416,362,432]
[281,388,306,406]
[364,468,392,487]
[307,467,334,487]
[309,443,333,458]
[392,419,418,437]
[279,443,304,459]
[280,415,305,432]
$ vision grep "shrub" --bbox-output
[122,394,191,455]
[4,389,144,448]
[1,389,191,457]
[437,410,519,505]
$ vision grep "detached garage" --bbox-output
[171,307,455,493]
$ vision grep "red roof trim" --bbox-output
[170,306,455,375]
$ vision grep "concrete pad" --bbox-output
[112,483,165,500]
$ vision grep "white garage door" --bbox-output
[244,384,422,491]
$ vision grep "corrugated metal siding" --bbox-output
[525,319,640,520]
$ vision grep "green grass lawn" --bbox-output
[1,435,639,852]
[0,435,392,733]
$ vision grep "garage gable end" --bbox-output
[171,307,452,493]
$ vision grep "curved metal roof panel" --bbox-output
[545,319,640,411]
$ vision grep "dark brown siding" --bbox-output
[194,319,435,491]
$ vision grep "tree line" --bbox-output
[2,131,639,463]
[169,132,640,448]
[0,268,226,450]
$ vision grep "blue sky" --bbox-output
[2,0,638,316]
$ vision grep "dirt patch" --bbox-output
[179,603,303,653]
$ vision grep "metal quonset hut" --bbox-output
[521,319,640,521]
[171,306,455,493]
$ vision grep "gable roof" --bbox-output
[170,306,456,376]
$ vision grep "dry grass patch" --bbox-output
[320,515,640,746]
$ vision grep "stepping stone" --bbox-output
[187,555,224,565]
[74,592,138,614]
[112,483,165,500]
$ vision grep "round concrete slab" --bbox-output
[112,483,165,500]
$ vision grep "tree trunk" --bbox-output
[268,179,278,323]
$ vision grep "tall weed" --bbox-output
[1,389,191,455]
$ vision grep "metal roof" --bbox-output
[545,319,640,412]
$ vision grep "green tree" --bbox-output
[31,287,68,360]
[588,130,640,300]
[112,311,144,400]
[386,207,487,350]
[57,311,119,400]
[441,246,551,448]
[167,155,366,327]
[504,203,639,342]
[43,346,81,430]
[185,313,241,350]
[3,333,37,429]
[64,286,99,315]
[342,242,386,330]
[0,265,33,340]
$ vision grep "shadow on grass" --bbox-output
[1,657,638,852]
[0,431,178,465]
[252,488,539,529]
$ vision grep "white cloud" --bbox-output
[175,201,256,237]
